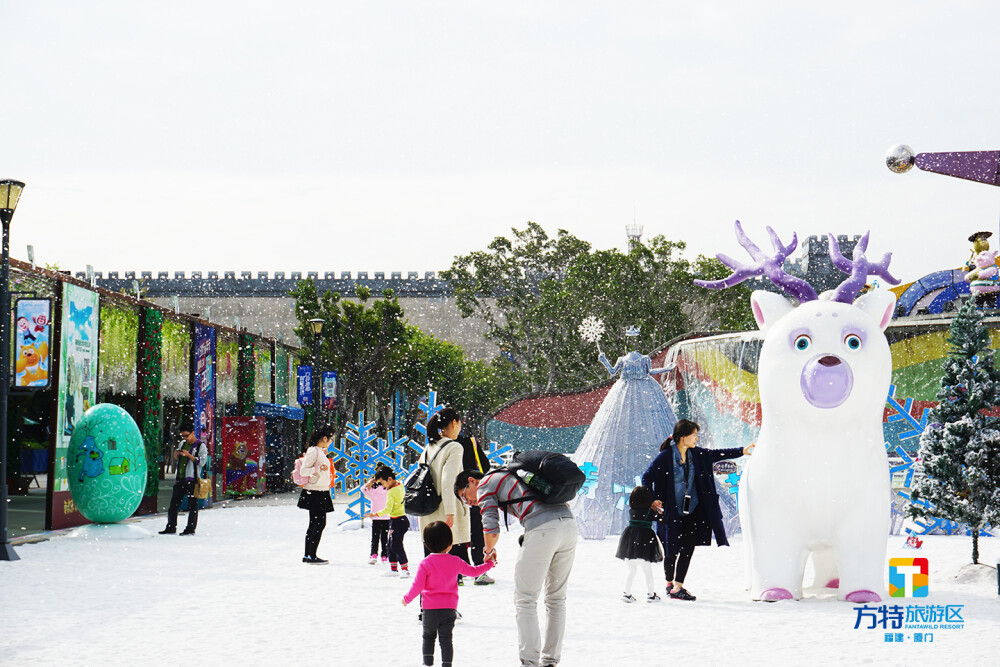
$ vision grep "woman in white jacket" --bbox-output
[299,426,335,564]
[418,408,471,558]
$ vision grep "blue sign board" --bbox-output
[297,365,313,405]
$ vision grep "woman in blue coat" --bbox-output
[641,419,754,601]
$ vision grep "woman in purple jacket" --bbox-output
[641,419,754,601]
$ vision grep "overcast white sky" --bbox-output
[4,1,1000,283]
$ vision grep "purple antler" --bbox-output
[694,221,819,303]
[828,232,900,303]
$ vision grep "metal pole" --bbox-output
[0,217,20,560]
[313,332,321,428]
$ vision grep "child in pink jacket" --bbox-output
[402,521,495,667]
[362,472,390,564]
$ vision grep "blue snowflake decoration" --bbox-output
[724,471,741,496]
[343,491,370,521]
[327,411,375,490]
[335,390,448,524]
[885,385,932,442]
[613,475,642,511]
[374,431,412,475]
[578,462,599,498]
[485,440,513,468]
[888,445,915,488]
[411,390,444,446]
[896,489,997,538]
[332,410,419,522]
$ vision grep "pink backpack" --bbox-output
[291,457,310,486]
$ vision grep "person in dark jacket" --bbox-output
[455,432,495,585]
[641,419,754,601]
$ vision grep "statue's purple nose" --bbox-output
[801,355,853,408]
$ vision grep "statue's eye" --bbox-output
[845,334,862,350]
[794,335,811,351]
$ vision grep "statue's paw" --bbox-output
[757,587,794,602]
[845,589,881,603]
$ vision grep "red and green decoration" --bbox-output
[238,333,255,417]
[137,307,164,497]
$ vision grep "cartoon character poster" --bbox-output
[52,284,100,528]
[13,298,51,388]
[221,416,265,496]
[193,324,217,474]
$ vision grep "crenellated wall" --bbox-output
[88,270,497,359]
[87,270,451,298]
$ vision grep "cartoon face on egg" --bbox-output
[66,404,148,523]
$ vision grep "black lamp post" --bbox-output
[0,179,25,562]
[308,318,324,429]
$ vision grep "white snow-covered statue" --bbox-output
[571,320,677,539]
[695,222,898,602]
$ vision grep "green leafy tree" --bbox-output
[690,255,756,331]
[443,223,753,393]
[441,222,591,393]
[289,280,408,437]
[909,300,1000,564]
[458,356,532,435]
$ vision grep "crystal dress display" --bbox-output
[571,350,677,539]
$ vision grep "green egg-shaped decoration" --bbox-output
[67,403,147,523]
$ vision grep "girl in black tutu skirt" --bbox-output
[616,485,663,602]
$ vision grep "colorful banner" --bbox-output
[13,298,51,388]
[97,303,138,395]
[53,284,100,528]
[216,332,238,406]
[194,324,217,466]
[221,416,265,496]
[297,365,312,405]
[254,340,272,403]
[274,345,289,405]
[288,356,298,407]
[322,371,337,411]
[160,318,191,400]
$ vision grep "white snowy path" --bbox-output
[2,496,998,666]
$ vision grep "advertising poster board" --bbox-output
[194,324,217,498]
[221,416,265,496]
[297,365,312,405]
[52,284,100,529]
[13,298,51,388]
[322,371,337,411]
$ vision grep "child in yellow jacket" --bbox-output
[364,468,410,577]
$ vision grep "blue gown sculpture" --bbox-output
[571,329,677,539]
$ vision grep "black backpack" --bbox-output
[500,450,586,505]
[402,440,453,516]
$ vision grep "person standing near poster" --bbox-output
[160,422,208,536]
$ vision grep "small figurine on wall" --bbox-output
[964,231,999,307]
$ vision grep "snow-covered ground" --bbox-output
[2,496,998,666]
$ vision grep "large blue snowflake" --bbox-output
[336,390,443,523]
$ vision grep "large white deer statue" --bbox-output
[695,222,898,602]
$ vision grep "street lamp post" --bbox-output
[0,179,25,562]
[308,318,324,430]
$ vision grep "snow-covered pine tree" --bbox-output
[909,299,1000,564]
